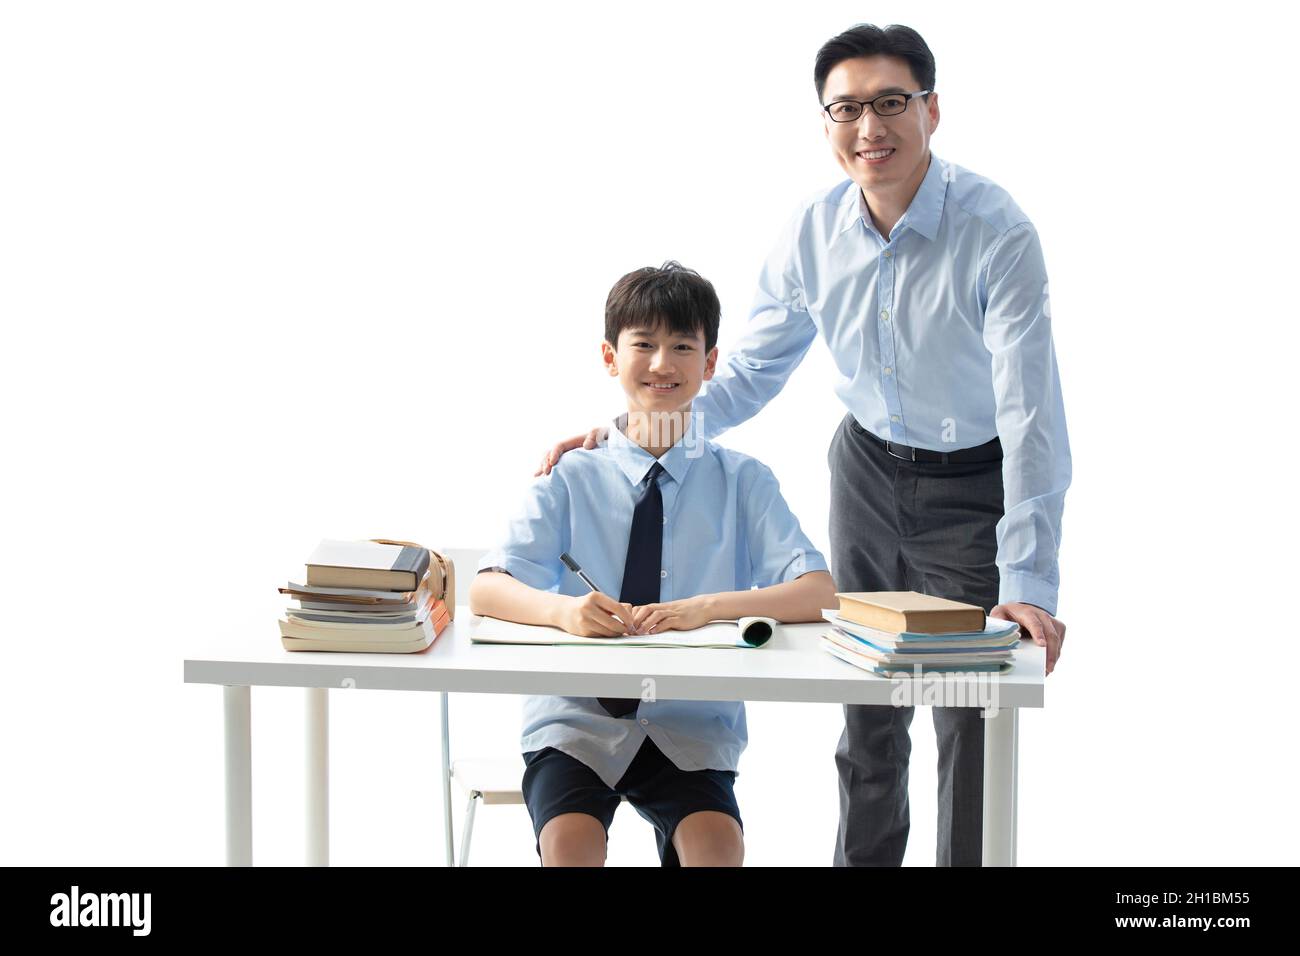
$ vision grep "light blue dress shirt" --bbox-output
[478,415,829,789]
[692,151,1071,615]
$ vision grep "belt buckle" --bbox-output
[886,441,916,462]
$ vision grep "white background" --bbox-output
[3,0,1298,866]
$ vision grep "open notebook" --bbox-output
[470,615,780,649]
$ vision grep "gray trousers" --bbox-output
[828,413,1003,867]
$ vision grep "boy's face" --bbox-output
[601,322,718,417]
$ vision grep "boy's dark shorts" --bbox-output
[521,737,742,866]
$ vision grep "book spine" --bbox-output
[393,545,431,580]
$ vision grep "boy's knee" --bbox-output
[538,812,607,866]
[672,810,744,867]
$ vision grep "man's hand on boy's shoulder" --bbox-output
[630,596,715,635]
[557,591,638,639]
[535,425,610,477]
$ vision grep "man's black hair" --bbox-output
[604,260,720,353]
[814,23,936,104]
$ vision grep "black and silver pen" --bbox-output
[560,552,636,633]
[560,552,601,593]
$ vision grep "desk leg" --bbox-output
[223,685,252,867]
[981,706,1018,867]
[306,688,329,866]
[441,692,454,866]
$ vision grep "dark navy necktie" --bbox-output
[599,461,665,717]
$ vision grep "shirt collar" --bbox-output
[838,150,948,242]
[605,410,700,487]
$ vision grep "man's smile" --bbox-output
[856,147,896,164]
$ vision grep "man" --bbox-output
[539,23,1069,867]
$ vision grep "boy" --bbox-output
[470,261,836,866]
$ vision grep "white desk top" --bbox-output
[184,608,1045,708]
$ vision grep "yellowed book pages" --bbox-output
[279,612,446,653]
[280,633,435,654]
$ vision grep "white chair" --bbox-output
[441,546,633,865]
[440,547,526,866]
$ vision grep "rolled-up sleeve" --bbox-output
[477,473,571,593]
[739,460,830,588]
[980,222,1072,614]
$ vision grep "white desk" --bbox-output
[184,607,1044,867]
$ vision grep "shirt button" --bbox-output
[880,309,890,321]
[660,570,668,579]
[640,718,649,726]
[883,367,893,375]
[883,250,893,258]
[891,415,900,423]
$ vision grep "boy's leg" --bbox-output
[897,455,1004,867]
[828,413,916,867]
[538,813,608,867]
[619,738,743,867]
[522,747,621,867]
[672,811,744,867]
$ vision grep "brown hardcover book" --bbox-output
[835,591,986,635]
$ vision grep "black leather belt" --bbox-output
[859,424,1002,464]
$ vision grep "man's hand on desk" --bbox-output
[629,596,715,635]
[535,426,610,477]
[557,592,639,639]
[991,602,1066,676]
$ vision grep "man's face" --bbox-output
[821,55,940,196]
[602,322,717,418]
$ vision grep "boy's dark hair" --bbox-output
[813,23,936,104]
[604,261,720,352]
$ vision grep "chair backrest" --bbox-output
[442,547,489,608]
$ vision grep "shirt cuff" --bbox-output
[477,551,556,593]
[780,549,830,584]
[997,572,1058,616]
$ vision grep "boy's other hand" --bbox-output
[559,592,637,638]
[631,596,714,635]
[535,426,610,476]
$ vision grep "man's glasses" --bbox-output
[822,90,931,123]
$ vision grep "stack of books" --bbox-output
[821,591,1020,677]
[278,539,453,653]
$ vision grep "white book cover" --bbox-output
[306,539,412,572]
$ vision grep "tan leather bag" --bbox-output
[369,539,455,620]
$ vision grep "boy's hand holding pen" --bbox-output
[558,591,640,638]
[559,552,641,638]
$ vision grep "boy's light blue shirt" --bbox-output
[478,413,828,789]
[691,152,1071,615]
